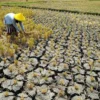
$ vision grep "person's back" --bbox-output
[4,13,15,25]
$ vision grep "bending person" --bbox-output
[4,13,25,36]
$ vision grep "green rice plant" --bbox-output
[13,79,18,85]
[18,69,25,75]
[27,82,35,90]
[58,90,65,97]
[27,38,34,49]
[74,84,79,90]
[21,36,27,45]
[90,76,95,82]
[41,88,48,94]
[0,45,5,56]
[14,60,18,66]
[8,65,14,72]
[20,96,24,100]
[7,48,15,57]
[90,86,94,92]
[3,58,7,63]
[4,91,9,97]
[59,79,65,85]
[12,44,19,52]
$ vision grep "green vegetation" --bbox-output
[0,7,52,57]
[0,0,100,14]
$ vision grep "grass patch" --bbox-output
[0,0,100,14]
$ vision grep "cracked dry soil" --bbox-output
[0,9,100,100]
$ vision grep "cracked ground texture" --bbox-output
[0,9,100,100]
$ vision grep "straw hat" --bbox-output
[14,13,25,21]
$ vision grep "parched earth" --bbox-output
[0,9,100,100]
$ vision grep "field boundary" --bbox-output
[2,5,100,16]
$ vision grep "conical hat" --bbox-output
[14,13,25,21]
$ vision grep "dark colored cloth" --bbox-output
[6,24,18,36]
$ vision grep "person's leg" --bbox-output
[6,25,11,35]
[11,25,18,36]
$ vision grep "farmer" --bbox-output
[4,13,25,36]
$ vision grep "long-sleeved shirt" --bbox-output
[4,13,24,32]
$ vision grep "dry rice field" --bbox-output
[0,5,100,100]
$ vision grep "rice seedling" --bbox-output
[76,66,80,72]
[12,44,18,52]
[27,82,34,90]
[24,64,29,69]
[19,69,25,75]
[74,84,79,90]
[58,90,65,97]
[7,48,15,57]
[21,36,27,45]
[43,32,50,40]
[3,58,7,63]
[14,60,18,66]
[4,91,9,97]
[33,72,39,77]
[41,88,48,94]
[13,79,18,85]
[8,65,14,72]
[27,38,34,49]
[90,86,94,92]
[43,76,48,81]
[62,72,68,77]
[0,45,5,56]
[20,96,24,100]
[90,76,95,82]
[59,79,65,86]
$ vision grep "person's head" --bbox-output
[14,13,25,22]
[15,19,19,23]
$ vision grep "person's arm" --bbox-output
[12,21,20,33]
[19,22,25,33]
